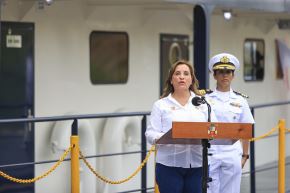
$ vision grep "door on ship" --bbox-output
[160,34,189,95]
[0,22,34,193]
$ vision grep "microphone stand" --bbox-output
[192,96,212,193]
[201,98,211,193]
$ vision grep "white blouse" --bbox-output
[146,92,216,168]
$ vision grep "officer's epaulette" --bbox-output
[233,90,249,98]
[198,89,213,96]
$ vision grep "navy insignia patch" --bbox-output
[198,89,213,96]
[220,56,230,63]
[233,90,249,98]
[230,102,242,108]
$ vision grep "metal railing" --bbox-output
[0,111,151,193]
[0,100,289,193]
[249,100,290,193]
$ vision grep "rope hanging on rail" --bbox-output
[0,145,72,183]
[80,145,156,184]
[249,126,279,142]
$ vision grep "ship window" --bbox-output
[243,39,265,81]
[275,39,286,79]
[90,31,129,84]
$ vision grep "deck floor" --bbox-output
[148,158,290,193]
[241,157,290,193]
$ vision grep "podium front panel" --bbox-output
[172,122,252,140]
[156,129,237,145]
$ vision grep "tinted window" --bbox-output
[90,31,129,84]
[244,39,265,81]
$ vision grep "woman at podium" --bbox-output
[146,60,216,193]
[206,53,255,193]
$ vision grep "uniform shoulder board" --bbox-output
[198,89,213,96]
[233,90,249,98]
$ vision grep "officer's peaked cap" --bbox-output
[209,53,240,72]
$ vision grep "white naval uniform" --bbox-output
[206,89,255,193]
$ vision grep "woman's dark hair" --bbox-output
[161,60,200,98]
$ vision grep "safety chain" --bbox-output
[0,145,72,183]
[80,145,156,184]
[249,126,279,142]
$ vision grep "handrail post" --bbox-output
[250,108,256,193]
[71,119,80,193]
[141,115,147,193]
[278,119,285,193]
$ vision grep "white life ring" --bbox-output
[50,118,97,193]
[99,116,141,193]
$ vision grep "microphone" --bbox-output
[192,96,205,106]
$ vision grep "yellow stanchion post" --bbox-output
[278,119,285,193]
[71,119,80,193]
[71,136,80,193]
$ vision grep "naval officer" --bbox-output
[205,53,255,193]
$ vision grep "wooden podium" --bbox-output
[156,121,253,145]
[156,121,253,193]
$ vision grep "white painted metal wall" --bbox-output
[1,0,290,192]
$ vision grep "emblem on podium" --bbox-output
[208,123,218,139]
